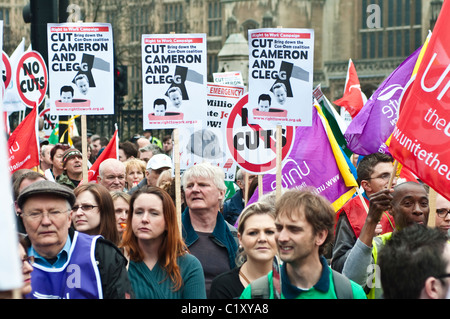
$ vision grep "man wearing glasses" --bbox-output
[332,153,397,273]
[17,180,134,299]
[435,193,450,236]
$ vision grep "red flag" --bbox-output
[334,59,367,118]
[87,128,119,182]
[7,106,39,173]
[389,0,450,200]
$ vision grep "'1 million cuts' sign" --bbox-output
[227,94,295,174]
[16,51,48,108]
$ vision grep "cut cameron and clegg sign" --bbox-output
[389,0,450,201]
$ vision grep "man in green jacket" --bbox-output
[240,189,366,299]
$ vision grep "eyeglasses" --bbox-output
[437,209,450,218]
[22,210,69,221]
[436,274,450,280]
[366,173,395,182]
[72,205,98,212]
[22,256,35,269]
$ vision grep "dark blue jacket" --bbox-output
[222,189,244,225]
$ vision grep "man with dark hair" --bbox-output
[118,141,138,162]
[332,152,397,272]
[342,181,430,299]
[240,189,366,299]
[60,85,74,103]
[257,94,271,112]
[378,224,450,299]
[153,98,167,116]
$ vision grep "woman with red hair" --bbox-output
[121,186,205,299]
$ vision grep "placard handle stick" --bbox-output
[258,175,263,198]
[275,26,283,201]
[244,172,249,206]
[174,128,182,234]
[428,187,437,228]
[169,31,182,234]
[81,115,88,183]
[276,124,282,200]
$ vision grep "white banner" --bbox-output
[178,83,245,181]
[47,23,114,115]
[0,20,22,292]
[142,34,207,129]
[248,28,314,126]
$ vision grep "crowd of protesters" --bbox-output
[3,128,450,300]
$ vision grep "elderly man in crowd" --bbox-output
[181,162,238,296]
[17,180,134,299]
[97,158,126,191]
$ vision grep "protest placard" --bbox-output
[178,83,245,181]
[213,71,243,86]
[47,23,114,115]
[226,94,295,175]
[142,34,207,129]
[16,50,48,108]
[248,28,314,126]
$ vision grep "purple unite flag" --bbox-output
[344,46,422,156]
[248,104,357,211]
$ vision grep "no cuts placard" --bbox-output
[16,51,48,108]
[226,94,295,174]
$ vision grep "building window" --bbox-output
[208,1,222,37]
[164,3,183,34]
[360,0,422,59]
[0,8,10,26]
[130,7,150,42]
